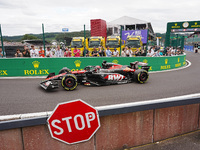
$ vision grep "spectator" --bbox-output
[163,47,168,56]
[98,46,105,57]
[171,50,176,56]
[46,47,52,57]
[0,48,6,58]
[92,48,99,57]
[51,51,56,57]
[113,48,119,57]
[22,46,30,57]
[121,48,126,57]
[15,49,23,57]
[39,47,45,57]
[151,46,155,53]
[171,47,176,55]
[167,51,171,56]
[30,45,39,57]
[147,49,154,57]
[73,46,81,57]
[180,48,184,54]
[126,47,133,57]
[106,46,112,57]
[154,49,161,57]
[155,46,160,52]
[159,49,163,56]
[140,50,146,56]
[55,45,63,57]
[135,48,141,56]
[64,48,72,57]
[83,48,89,57]
[51,47,56,55]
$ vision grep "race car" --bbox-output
[40,61,150,91]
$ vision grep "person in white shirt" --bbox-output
[121,48,126,57]
[147,49,154,57]
[55,45,63,57]
[126,47,133,57]
[113,48,119,57]
[46,47,52,57]
[30,45,39,58]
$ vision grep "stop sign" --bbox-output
[47,99,100,144]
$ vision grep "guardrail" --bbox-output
[0,93,200,131]
[0,93,200,150]
[0,55,186,77]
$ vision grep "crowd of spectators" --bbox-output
[11,45,125,58]
[146,46,184,57]
[0,45,184,58]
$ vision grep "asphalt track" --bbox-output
[0,51,200,115]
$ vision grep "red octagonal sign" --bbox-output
[47,99,100,144]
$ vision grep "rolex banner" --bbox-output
[0,55,186,77]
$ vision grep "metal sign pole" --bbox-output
[42,24,46,56]
[146,29,149,56]
[0,24,5,57]
[84,24,86,50]
[120,26,122,56]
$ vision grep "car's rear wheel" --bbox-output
[134,69,149,84]
[61,74,77,90]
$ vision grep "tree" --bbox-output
[22,34,38,40]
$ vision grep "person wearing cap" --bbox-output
[113,48,119,57]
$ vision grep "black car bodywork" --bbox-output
[40,61,150,91]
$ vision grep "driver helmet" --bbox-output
[102,60,107,68]
[94,66,101,73]
[96,65,101,69]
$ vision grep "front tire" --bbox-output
[61,74,77,91]
[134,69,149,84]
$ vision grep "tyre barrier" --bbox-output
[0,93,200,150]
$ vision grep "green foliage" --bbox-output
[55,31,90,42]
[3,31,91,43]
[22,34,38,40]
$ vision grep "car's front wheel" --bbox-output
[61,74,77,91]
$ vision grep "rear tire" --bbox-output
[61,74,77,91]
[134,69,149,84]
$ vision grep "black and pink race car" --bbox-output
[40,61,150,91]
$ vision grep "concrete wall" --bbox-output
[0,103,199,150]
